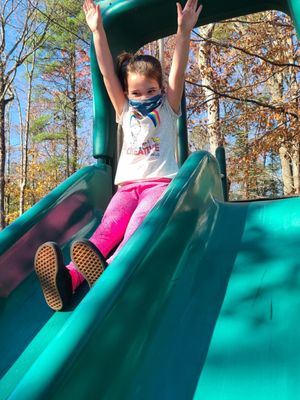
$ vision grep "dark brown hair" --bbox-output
[116,51,164,92]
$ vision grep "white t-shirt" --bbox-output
[115,97,179,185]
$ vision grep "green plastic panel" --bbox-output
[0,164,112,297]
[287,0,300,33]
[0,164,113,394]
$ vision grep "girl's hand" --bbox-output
[176,0,203,34]
[83,0,103,33]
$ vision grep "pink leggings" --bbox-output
[67,178,171,290]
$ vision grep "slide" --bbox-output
[1,150,299,399]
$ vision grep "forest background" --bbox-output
[0,0,299,230]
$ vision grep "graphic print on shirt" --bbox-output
[127,110,161,157]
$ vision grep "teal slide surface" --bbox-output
[1,151,300,399]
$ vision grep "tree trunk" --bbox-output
[0,103,6,229]
[19,54,36,215]
[279,146,293,195]
[268,70,294,195]
[287,33,299,194]
[0,64,6,229]
[69,47,78,175]
[291,141,300,193]
[197,24,222,156]
[158,38,165,72]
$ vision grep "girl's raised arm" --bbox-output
[83,0,126,117]
[167,0,203,114]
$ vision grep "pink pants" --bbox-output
[67,178,171,290]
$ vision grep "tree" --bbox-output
[0,0,51,228]
[197,24,223,155]
[187,11,299,199]
[34,0,90,176]
[18,52,37,215]
[3,0,92,223]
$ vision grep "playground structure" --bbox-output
[1,0,300,398]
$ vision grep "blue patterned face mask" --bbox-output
[129,94,163,116]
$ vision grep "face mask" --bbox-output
[129,93,162,116]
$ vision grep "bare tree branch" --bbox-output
[193,30,300,69]
[5,4,33,60]
[218,17,294,30]
[186,79,299,119]
[28,0,89,45]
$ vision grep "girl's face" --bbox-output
[126,73,161,101]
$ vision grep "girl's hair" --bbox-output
[116,52,164,92]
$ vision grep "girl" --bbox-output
[34,0,203,311]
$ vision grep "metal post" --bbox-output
[215,146,229,201]
[177,88,189,167]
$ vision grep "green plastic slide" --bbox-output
[2,0,300,398]
[2,151,300,399]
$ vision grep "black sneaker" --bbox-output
[34,242,72,311]
[71,240,107,287]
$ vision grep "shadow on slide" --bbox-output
[1,151,300,399]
